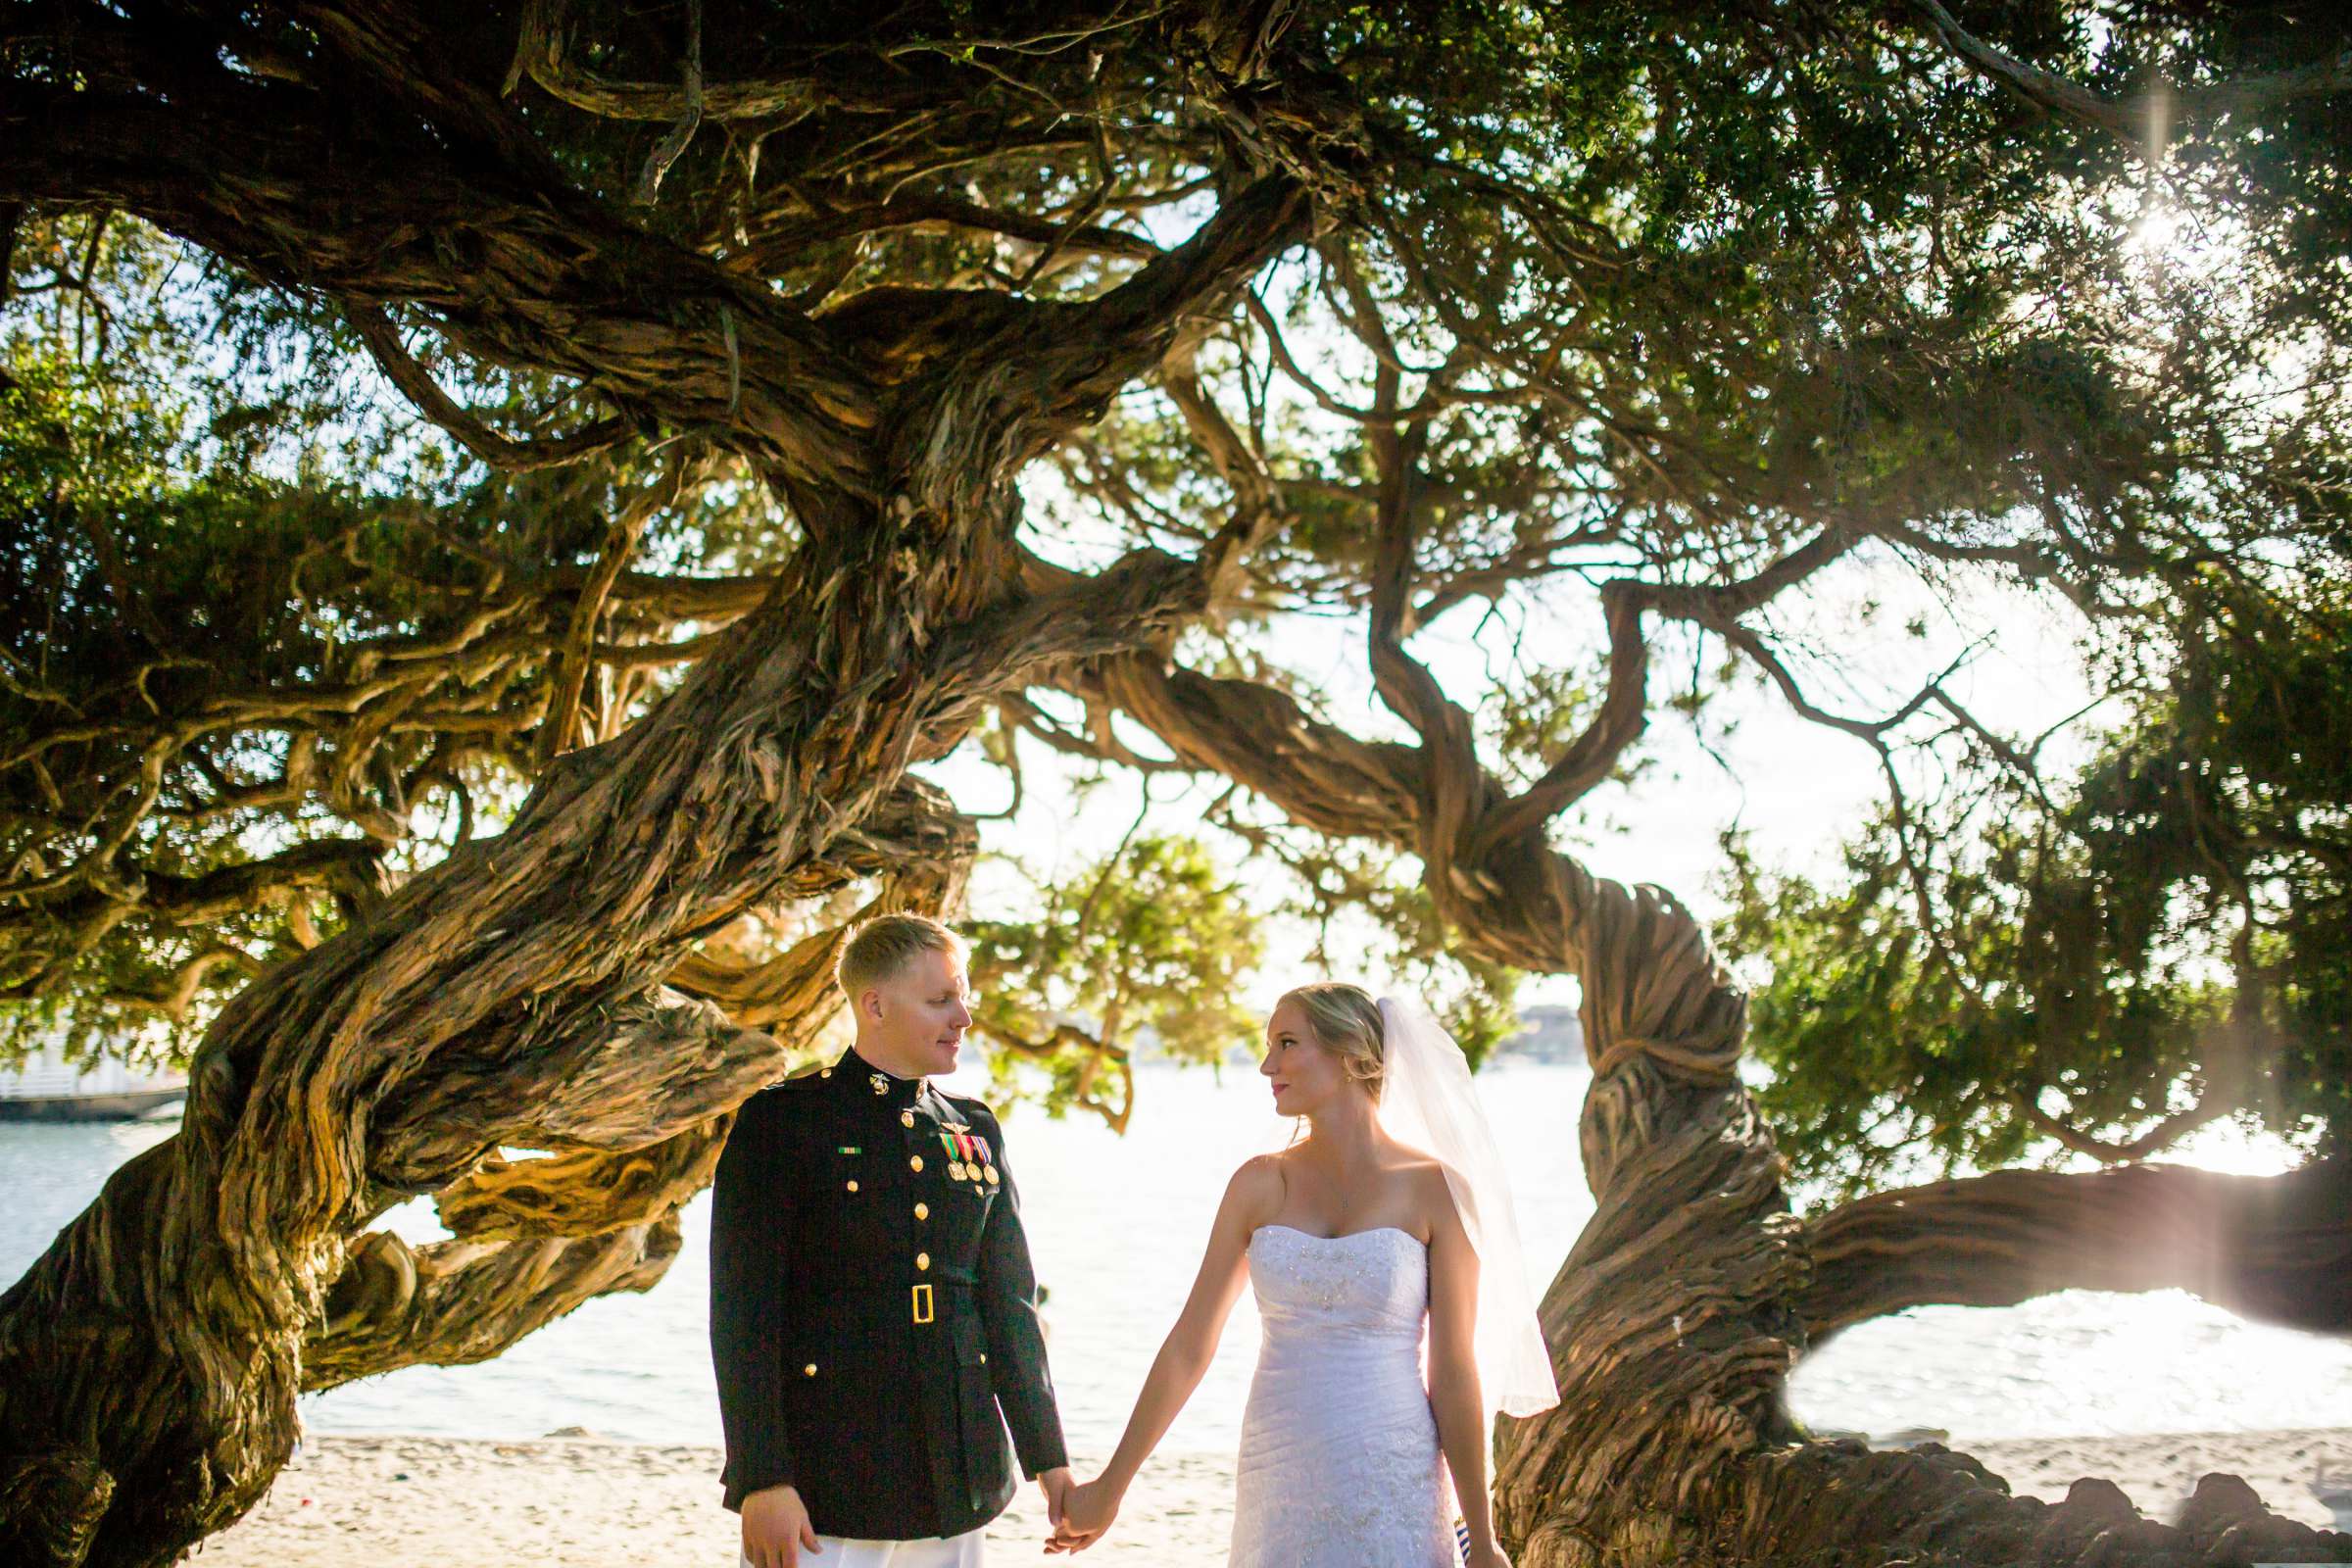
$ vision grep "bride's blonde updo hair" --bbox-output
[1278,982,1386,1100]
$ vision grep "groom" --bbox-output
[710,912,1073,1567]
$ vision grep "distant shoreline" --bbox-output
[197,1427,2351,1567]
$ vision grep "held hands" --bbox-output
[740,1484,819,1568]
[1043,1475,1120,1554]
[1038,1466,1075,1535]
[1463,1540,1513,1568]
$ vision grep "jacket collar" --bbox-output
[838,1043,925,1109]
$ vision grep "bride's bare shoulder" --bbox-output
[1394,1152,1466,1234]
[1381,1138,1456,1183]
[1222,1152,1288,1219]
[1231,1151,1288,1192]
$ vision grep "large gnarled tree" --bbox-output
[4,3,2349,1566]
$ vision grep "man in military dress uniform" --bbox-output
[710,912,1072,1568]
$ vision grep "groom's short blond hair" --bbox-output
[837,912,965,1001]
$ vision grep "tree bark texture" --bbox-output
[0,486,1260,1568]
[0,119,1307,1560]
[1066,650,2348,1566]
[1802,1157,2352,1344]
[0,11,1382,1562]
[8,8,2341,1566]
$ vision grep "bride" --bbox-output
[1044,983,1559,1567]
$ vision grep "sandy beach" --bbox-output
[191,1429,2352,1567]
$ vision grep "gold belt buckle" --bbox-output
[910,1283,934,1324]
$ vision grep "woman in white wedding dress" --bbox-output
[1044,984,1558,1568]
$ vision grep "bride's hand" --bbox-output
[1463,1542,1512,1568]
[1044,1477,1119,1553]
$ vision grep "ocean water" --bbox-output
[3,1061,2345,1461]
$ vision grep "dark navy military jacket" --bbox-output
[708,1043,1067,1539]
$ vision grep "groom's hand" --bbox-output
[741,1484,819,1568]
[1038,1465,1075,1530]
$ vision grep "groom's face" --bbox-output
[860,945,975,1077]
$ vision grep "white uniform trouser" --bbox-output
[738,1526,984,1567]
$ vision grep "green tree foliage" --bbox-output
[0,211,789,1064]
[963,833,1264,1128]
[6,0,2351,1108]
[1200,815,1525,1068]
[1721,565,2352,1198]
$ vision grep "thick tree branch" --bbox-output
[432,1120,731,1244]
[1800,1157,2352,1341]
[364,984,786,1188]
[304,1213,681,1389]
[536,456,693,766]
[3,68,881,492]
[732,191,1162,280]
[296,804,973,1405]
[1067,649,2345,1566]
[508,0,950,122]
[347,308,633,473]
[1014,173,1313,447]
[921,525,1297,752]
[1905,0,2352,161]
[5,839,384,929]
[1069,654,1424,841]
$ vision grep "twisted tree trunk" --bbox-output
[0,18,1308,1548]
[302,848,972,1391]
[0,483,1266,1567]
[1066,648,2350,1566]
[0,547,955,1567]
[0,496,1242,1567]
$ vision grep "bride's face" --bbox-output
[1259,1000,1348,1117]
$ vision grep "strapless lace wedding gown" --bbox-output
[1228,1224,1455,1568]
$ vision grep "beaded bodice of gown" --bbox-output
[1227,1225,1454,1568]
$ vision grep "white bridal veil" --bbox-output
[1374,994,1562,1424]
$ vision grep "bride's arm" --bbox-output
[1049,1154,1276,1546]
[1428,1172,1506,1564]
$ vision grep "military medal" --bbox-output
[939,1132,966,1182]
